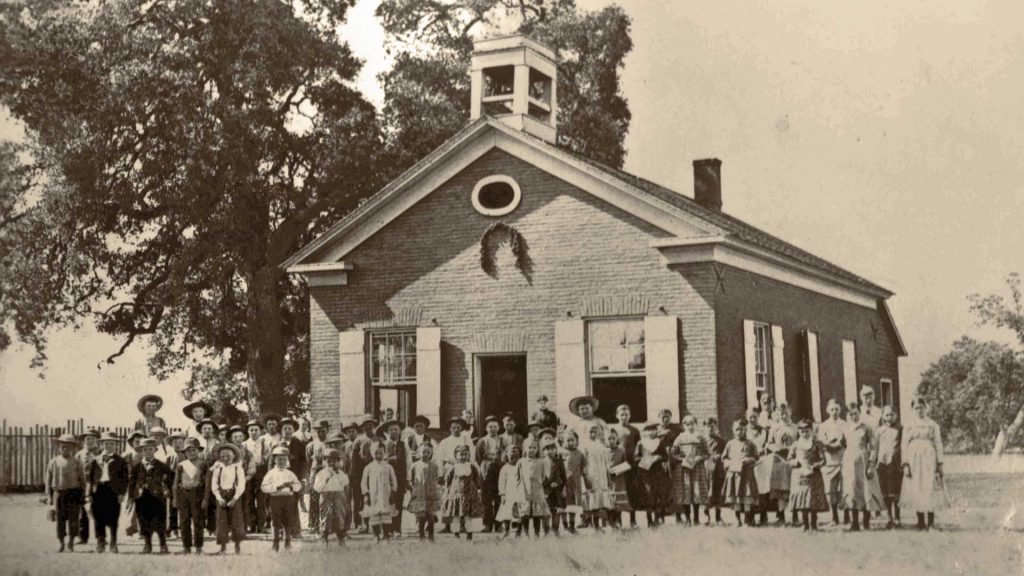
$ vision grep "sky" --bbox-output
[1,0,1022,427]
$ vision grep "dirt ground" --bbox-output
[1,455,1021,576]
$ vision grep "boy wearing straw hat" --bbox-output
[313,448,351,547]
[262,446,303,551]
[174,438,207,554]
[43,434,86,552]
[86,431,128,553]
[211,442,246,554]
[127,438,174,554]
[75,428,101,545]
[133,394,167,436]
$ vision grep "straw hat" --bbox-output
[411,415,431,428]
[78,428,100,440]
[375,419,401,437]
[325,431,346,445]
[197,418,219,433]
[136,394,164,414]
[279,417,299,430]
[213,442,241,461]
[569,395,599,416]
[271,446,290,458]
[52,434,78,445]
[136,438,159,450]
[358,414,378,427]
[98,431,120,443]
[182,400,213,420]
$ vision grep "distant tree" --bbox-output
[917,337,1023,453]
[917,273,1024,454]
[376,0,633,172]
[0,0,383,415]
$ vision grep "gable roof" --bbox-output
[283,117,892,300]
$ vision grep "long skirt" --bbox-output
[877,462,903,498]
[723,468,758,511]
[319,491,350,537]
[610,472,632,512]
[900,441,948,513]
[672,466,709,506]
[788,469,829,512]
[842,451,884,512]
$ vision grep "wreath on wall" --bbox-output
[479,221,532,280]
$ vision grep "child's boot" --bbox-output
[234,542,241,555]
[57,537,65,553]
[863,511,871,530]
[141,536,152,554]
[916,512,926,531]
[179,546,192,555]
[926,512,934,530]
[272,538,280,552]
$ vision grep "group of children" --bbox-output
[43,387,948,554]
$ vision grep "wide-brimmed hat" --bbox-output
[136,394,164,414]
[411,415,431,428]
[183,437,202,450]
[313,419,330,430]
[52,434,78,445]
[149,427,168,436]
[358,414,378,427]
[271,446,290,458]
[538,427,556,438]
[245,419,263,430]
[446,416,468,429]
[325,431,346,445]
[569,396,599,415]
[197,418,219,433]
[126,430,147,443]
[78,428,100,440]
[98,431,120,443]
[375,419,402,437]
[213,442,241,460]
[228,425,246,437]
[527,420,543,429]
[260,412,282,426]
[167,430,185,440]
[340,421,358,433]
[182,400,213,420]
[279,417,299,430]
[137,438,159,450]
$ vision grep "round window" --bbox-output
[471,175,521,216]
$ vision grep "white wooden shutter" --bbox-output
[555,319,587,421]
[842,339,858,407]
[743,320,758,410]
[416,326,442,426]
[806,331,822,421]
[770,325,786,406]
[339,330,366,421]
[645,316,680,423]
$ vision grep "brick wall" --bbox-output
[713,265,902,428]
[307,148,717,425]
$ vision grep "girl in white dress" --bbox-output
[582,423,614,530]
[841,403,884,531]
[900,396,947,530]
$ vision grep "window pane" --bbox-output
[405,357,417,379]
[404,334,416,355]
[628,345,645,370]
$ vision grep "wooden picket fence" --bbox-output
[0,419,182,493]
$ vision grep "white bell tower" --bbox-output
[470,35,558,144]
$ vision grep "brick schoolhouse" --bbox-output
[283,35,907,431]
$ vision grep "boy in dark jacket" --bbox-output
[127,438,174,554]
[85,431,129,553]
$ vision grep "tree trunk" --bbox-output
[993,404,1024,457]
[245,266,288,416]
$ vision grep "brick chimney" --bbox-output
[693,158,722,211]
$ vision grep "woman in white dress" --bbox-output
[900,396,947,530]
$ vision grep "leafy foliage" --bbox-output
[917,337,1024,452]
[0,0,384,414]
[968,272,1024,347]
[376,0,633,171]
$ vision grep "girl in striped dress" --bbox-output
[441,444,484,540]
[671,415,710,524]
[787,420,828,531]
[582,424,614,530]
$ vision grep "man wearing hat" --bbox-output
[173,438,208,554]
[126,438,174,554]
[305,419,331,534]
[86,431,129,553]
[75,428,101,545]
[183,400,214,447]
[44,434,86,552]
[242,419,267,533]
[133,394,167,437]
[531,395,560,430]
